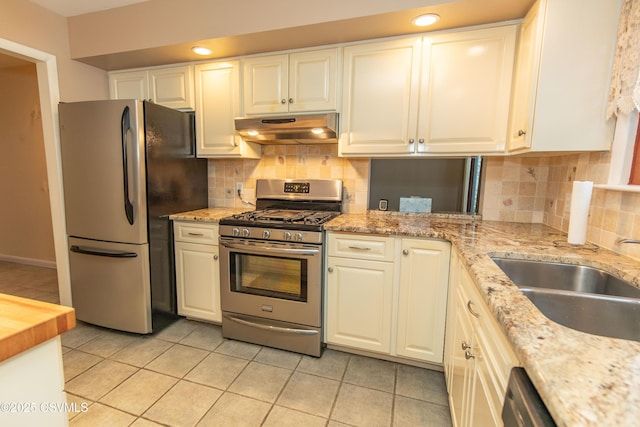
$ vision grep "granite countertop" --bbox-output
[169,207,249,222]
[326,212,640,427]
[0,293,75,362]
[173,208,640,425]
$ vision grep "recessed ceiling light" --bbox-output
[191,46,212,56]
[413,14,440,27]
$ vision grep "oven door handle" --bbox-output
[223,313,319,336]
[220,241,320,256]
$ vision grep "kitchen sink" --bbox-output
[491,257,640,298]
[491,257,640,341]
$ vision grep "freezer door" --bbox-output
[59,100,147,244]
[68,237,152,333]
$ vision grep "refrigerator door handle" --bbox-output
[121,106,135,225]
[70,245,138,258]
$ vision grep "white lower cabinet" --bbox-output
[444,249,520,427]
[173,221,221,323]
[326,233,450,364]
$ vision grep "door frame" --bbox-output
[0,38,71,306]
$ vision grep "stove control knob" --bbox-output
[295,232,303,241]
[262,230,271,239]
[232,228,240,237]
[242,228,250,237]
[284,231,292,241]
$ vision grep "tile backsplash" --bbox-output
[208,147,640,260]
[482,152,640,260]
[207,145,369,213]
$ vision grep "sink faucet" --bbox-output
[616,238,640,245]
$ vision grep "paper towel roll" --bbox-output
[567,181,593,245]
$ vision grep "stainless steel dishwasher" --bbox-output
[502,368,556,427]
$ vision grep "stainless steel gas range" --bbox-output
[218,179,343,357]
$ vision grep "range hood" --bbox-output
[235,113,338,144]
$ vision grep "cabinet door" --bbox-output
[175,241,221,322]
[418,26,516,154]
[444,248,460,389]
[195,61,261,158]
[326,257,394,353]
[148,65,194,110]
[449,287,473,427]
[289,49,338,112]
[340,37,422,155]
[243,54,289,115]
[109,70,148,100]
[396,239,451,363]
[508,1,543,151]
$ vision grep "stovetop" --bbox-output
[219,209,340,231]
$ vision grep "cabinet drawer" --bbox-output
[174,222,218,244]
[327,233,395,261]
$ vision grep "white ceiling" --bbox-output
[29,0,149,17]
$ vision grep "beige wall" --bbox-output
[207,146,369,213]
[0,65,55,263]
[0,0,108,101]
[481,153,640,260]
[66,0,449,59]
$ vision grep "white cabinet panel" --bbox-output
[340,26,516,156]
[340,37,421,155]
[396,239,450,363]
[507,0,621,152]
[194,61,261,158]
[243,48,338,115]
[109,65,194,110]
[174,221,221,323]
[326,233,450,364]
[419,27,516,153]
[326,257,394,353]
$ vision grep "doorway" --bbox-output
[0,38,71,306]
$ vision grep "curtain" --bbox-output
[607,0,640,119]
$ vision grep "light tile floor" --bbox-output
[0,261,453,427]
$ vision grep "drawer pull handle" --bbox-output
[347,246,371,251]
[461,341,471,350]
[187,232,204,236]
[213,255,219,261]
[464,350,476,360]
[467,301,480,318]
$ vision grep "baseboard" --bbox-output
[0,254,56,269]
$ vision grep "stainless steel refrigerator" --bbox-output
[59,100,208,333]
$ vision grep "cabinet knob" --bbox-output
[402,249,409,255]
[464,350,476,360]
[213,255,219,261]
[288,98,294,104]
[418,138,424,144]
[328,267,334,273]
[409,138,415,144]
[461,341,471,350]
[281,99,287,104]
[518,129,526,136]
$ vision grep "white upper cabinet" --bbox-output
[109,65,195,110]
[340,25,516,156]
[419,26,516,154]
[109,70,148,101]
[340,37,423,156]
[507,0,622,153]
[194,60,261,158]
[242,48,338,115]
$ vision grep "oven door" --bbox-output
[219,237,322,327]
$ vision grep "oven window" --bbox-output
[230,252,308,302]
